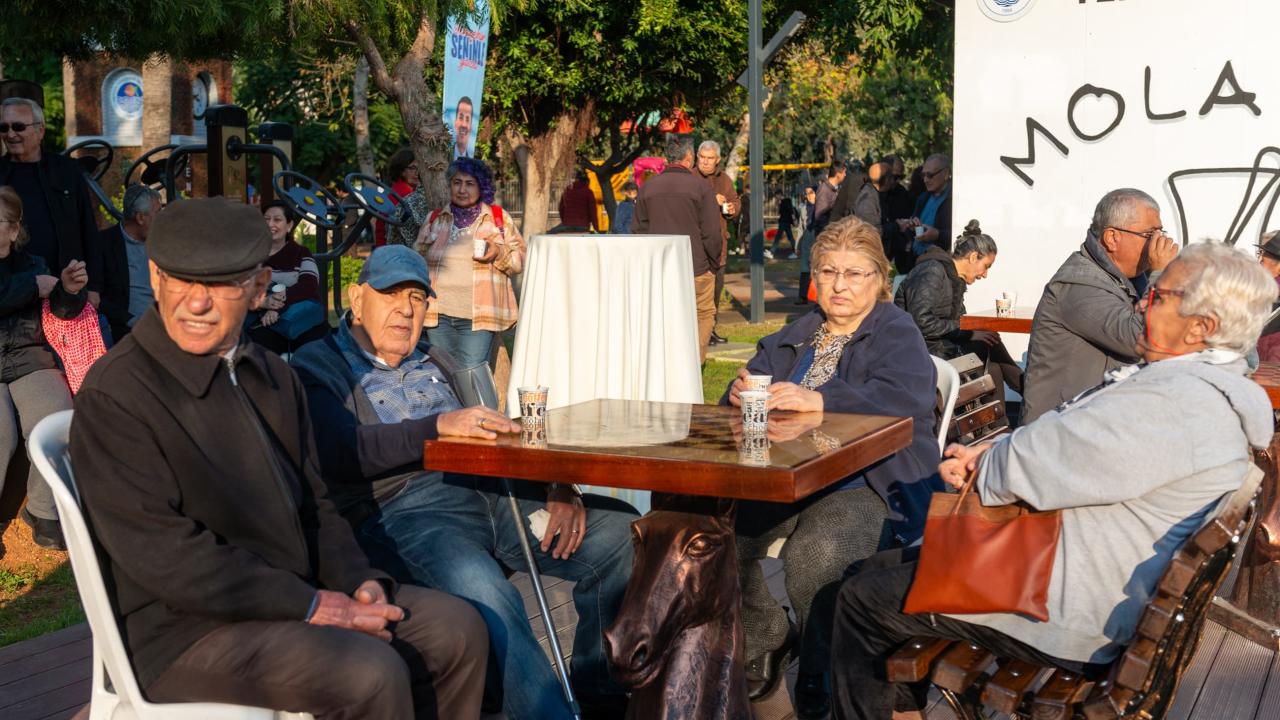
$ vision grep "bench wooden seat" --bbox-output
[886,463,1263,719]
[945,354,1011,447]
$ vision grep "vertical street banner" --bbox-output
[443,0,490,160]
[955,0,1280,356]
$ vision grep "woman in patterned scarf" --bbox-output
[721,216,943,718]
[413,157,525,369]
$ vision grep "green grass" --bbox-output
[702,359,743,402]
[0,563,85,648]
[700,320,780,401]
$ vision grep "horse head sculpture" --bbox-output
[603,494,751,720]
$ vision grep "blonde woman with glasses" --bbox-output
[720,216,943,718]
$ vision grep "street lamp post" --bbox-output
[747,0,765,323]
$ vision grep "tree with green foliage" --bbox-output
[484,0,796,235]
[234,56,406,183]
[820,0,954,158]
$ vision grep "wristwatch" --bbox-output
[548,482,583,498]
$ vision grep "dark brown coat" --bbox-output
[69,309,388,688]
[634,165,724,275]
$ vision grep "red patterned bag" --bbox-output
[42,299,107,395]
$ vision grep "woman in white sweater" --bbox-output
[830,241,1278,720]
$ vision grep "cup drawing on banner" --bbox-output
[443,0,490,161]
[740,390,770,433]
[519,386,549,428]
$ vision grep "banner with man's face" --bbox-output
[956,0,1279,354]
[443,0,490,160]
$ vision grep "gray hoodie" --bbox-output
[953,352,1271,663]
[1022,232,1147,423]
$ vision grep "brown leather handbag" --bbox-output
[903,470,1062,621]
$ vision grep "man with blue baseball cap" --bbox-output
[290,245,637,719]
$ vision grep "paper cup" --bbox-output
[739,430,771,467]
[995,298,1012,318]
[518,386,549,427]
[740,390,770,432]
[745,374,772,392]
[473,237,487,259]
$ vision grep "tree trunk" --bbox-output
[347,15,451,210]
[725,86,773,181]
[353,57,375,176]
[505,102,596,237]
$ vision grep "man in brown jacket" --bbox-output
[69,197,487,719]
[695,140,739,345]
[634,134,724,363]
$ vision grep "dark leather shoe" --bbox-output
[21,508,66,551]
[746,620,798,701]
[709,331,728,345]
[795,671,831,719]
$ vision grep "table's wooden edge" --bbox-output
[423,415,916,503]
[423,441,801,502]
[959,316,1035,333]
[789,416,915,502]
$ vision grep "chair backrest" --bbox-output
[932,355,960,452]
[1085,463,1264,719]
[27,410,150,709]
[947,354,1010,446]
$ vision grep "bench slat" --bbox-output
[948,353,985,380]
[954,400,1006,438]
[1031,669,1094,720]
[955,374,997,408]
[886,637,953,683]
[980,658,1042,714]
[932,641,995,693]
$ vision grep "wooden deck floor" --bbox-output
[3,560,1278,719]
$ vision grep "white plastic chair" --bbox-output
[29,410,313,720]
[932,355,961,453]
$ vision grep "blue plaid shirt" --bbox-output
[333,319,462,424]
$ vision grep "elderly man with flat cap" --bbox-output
[290,245,638,720]
[69,198,488,719]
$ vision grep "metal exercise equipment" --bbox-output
[62,138,122,222]
[272,170,407,317]
[164,105,291,202]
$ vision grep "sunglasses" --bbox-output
[0,122,40,133]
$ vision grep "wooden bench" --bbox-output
[886,463,1263,719]
[945,354,1010,447]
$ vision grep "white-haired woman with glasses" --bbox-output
[720,216,943,717]
[831,241,1277,719]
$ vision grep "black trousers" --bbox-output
[831,547,1092,720]
[147,585,489,720]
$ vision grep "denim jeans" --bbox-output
[356,472,638,720]
[427,315,495,369]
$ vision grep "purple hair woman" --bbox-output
[413,157,526,368]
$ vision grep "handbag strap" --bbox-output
[951,467,979,516]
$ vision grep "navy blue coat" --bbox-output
[721,302,943,543]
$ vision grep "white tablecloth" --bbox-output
[506,234,704,513]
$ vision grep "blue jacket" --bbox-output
[720,302,943,542]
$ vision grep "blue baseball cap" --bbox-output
[357,245,435,295]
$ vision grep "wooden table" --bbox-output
[959,306,1036,334]
[424,398,913,719]
[1213,361,1280,648]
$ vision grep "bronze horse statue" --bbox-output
[603,495,751,720]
